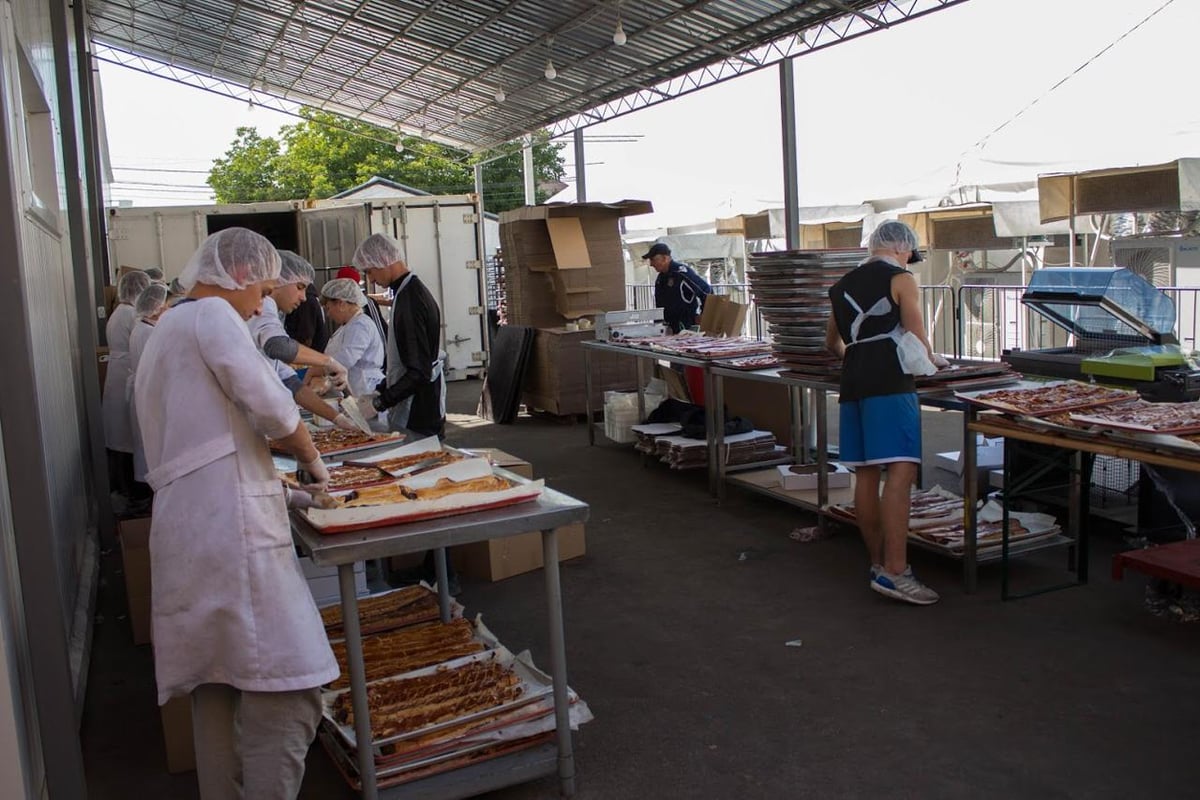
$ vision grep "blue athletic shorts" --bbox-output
[838,393,921,466]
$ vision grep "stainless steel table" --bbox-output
[292,485,590,800]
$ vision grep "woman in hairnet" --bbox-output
[321,278,385,423]
[125,283,169,509]
[134,227,337,799]
[102,269,154,501]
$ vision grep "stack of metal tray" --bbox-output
[747,249,863,377]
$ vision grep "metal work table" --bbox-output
[963,411,1200,598]
[292,485,590,800]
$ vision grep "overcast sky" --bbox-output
[99,0,1198,228]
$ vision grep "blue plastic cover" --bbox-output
[1024,267,1175,339]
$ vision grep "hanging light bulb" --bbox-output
[494,86,506,103]
[454,108,464,125]
[299,21,310,41]
[395,138,405,154]
[613,4,627,46]
[544,36,557,81]
[276,50,287,69]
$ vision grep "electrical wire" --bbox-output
[943,0,1178,187]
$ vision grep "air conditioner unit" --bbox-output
[1109,235,1200,288]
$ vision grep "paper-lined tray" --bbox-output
[1069,400,1200,435]
[271,426,404,458]
[296,457,544,534]
[955,380,1137,417]
[322,646,555,752]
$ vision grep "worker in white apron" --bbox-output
[135,228,336,799]
[351,234,448,440]
[827,219,944,607]
[103,269,154,500]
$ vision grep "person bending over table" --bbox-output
[134,227,336,799]
[826,220,947,606]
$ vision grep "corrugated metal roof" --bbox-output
[89,1,968,151]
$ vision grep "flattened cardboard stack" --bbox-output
[522,327,638,416]
[500,200,652,328]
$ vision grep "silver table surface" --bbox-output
[292,486,589,800]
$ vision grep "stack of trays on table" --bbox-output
[316,584,592,791]
[632,426,781,470]
[828,486,1062,556]
[747,249,863,378]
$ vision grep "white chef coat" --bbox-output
[134,297,338,704]
[102,303,137,452]
[324,312,384,399]
[126,319,156,482]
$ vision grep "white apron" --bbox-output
[135,297,338,704]
[102,303,138,452]
[126,320,156,482]
[384,274,446,431]
[842,289,936,377]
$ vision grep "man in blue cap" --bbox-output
[645,242,712,333]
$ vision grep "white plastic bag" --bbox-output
[894,329,937,376]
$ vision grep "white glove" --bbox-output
[931,353,951,369]
[296,456,330,492]
[333,413,359,431]
[324,357,349,390]
[356,394,379,419]
[284,487,316,510]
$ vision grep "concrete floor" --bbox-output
[82,380,1200,799]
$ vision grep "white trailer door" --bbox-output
[382,199,484,380]
[298,204,371,286]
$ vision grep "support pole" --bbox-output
[573,128,587,202]
[523,135,536,206]
[473,163,491,355]
[779,59,800,250]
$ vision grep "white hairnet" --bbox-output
[117,270,153,304]
[167,277,186,296]
[143,267,165,281]
[868,220,919,253]
[321,278,367,306]
[178,228,281,291]
[351,234,405,273]
[278,250,316,284]
[135,283,168,319]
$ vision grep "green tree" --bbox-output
[207,108,566,214]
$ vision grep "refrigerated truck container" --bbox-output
[106,195,488,379]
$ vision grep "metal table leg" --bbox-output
[584,346,594,446]
[963,407,979,593]
[704,366,718,496]
[434,547,451,623]
[788,385,803,463]
[338,562,377,799]
[815,389,828,527]
[714,373,727,503]
[635,358,646,421]
[541,528,575,797]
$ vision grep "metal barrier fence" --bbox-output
[627,282,1200,359]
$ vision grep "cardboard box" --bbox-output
[118,516,152,645]
[698,294,748,337]
[777,462,852,491]
[935,436,1004,475]
[160,694,195,773]
[298,557,368,606]
[501,201,652,328]
[522,328,639,416]
[447,449,588,581]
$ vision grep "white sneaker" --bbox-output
[870,566,939,606]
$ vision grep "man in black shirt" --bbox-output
[827,220,943,606]
[352,234,445,439]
